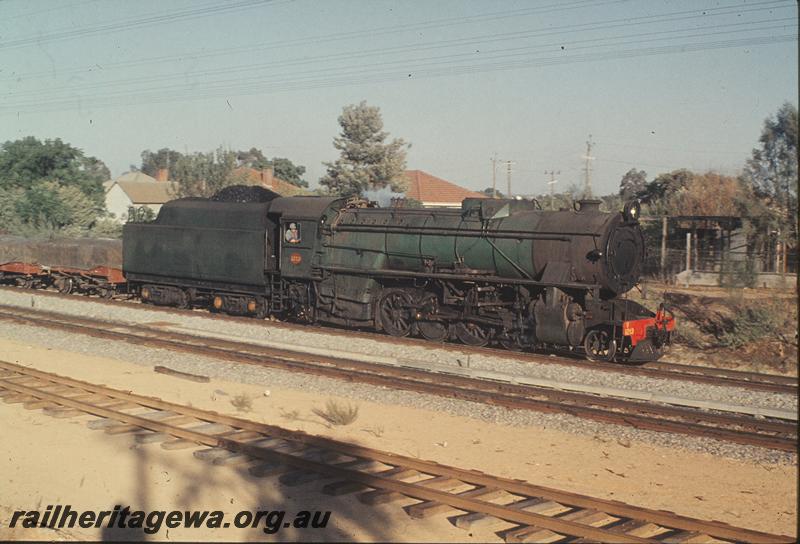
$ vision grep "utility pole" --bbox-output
[490,154,498,198]
[505,160,515,197]
[582,134,595,198]
[545,170,560,210]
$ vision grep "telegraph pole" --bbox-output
[545,170,560,210]
[490,154,498,198]
[582,134,595,198]
[505,160,515,197]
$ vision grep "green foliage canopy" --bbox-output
[138,148,183,177]
[618,168,647,201]
[0,136,109,205]
[320,101,409,196]
[172,147,247,198]
[0,136,111,236]
[741,102,798,242]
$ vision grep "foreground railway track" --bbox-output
[0,304,796,452]
[1,286,796,395]
[0,361,791,544]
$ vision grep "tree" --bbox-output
[172,147,246,198]
[235,149,308,187]
[236,147,270,170]
[271,157,308,188]
[138,148,183,177]
[741,102,798,242]
[637,169,693,215]
[482,187,505,198]
[0,136,109,205]
[678,173,743,216]
[618,168,647,200]
[320,101,409,196]
[1,180,102,234]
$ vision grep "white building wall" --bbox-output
[105,184,134,222]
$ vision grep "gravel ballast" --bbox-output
[0,319,794,466]
[0,288,795,412]
[0,289,796,466]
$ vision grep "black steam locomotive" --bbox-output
[122,186,674,362]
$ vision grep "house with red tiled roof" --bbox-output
[104,172,180,222]
[233,167,311,197]
[402,170,486,208]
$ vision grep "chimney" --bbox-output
[262,167,274,188]
[155,168,169,182]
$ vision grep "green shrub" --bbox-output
[717,302,784,348]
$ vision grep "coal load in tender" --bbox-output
[0,235,122,269]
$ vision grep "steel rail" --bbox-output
[1,286,794,395]
[0,361,791,544]
[0,306,795,452]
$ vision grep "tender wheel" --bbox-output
[378,289,414,337]
[455,321,491,347]
[584,328,617,362]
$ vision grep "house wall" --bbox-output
[105,184,134,222]
[422,201,462,208]
[105,185,164,222]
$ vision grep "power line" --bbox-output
[3,16,793,106]
[6,15,792,101]
[0,33,794,115]
[2,0,790,83]
[0,0,278,50]
[0,0,99,23]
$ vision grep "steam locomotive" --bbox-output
[119,186,673,362]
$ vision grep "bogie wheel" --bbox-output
[98,286,115,299]
[583,328,617,362]
[55,277,74,294]
[378,289,414,337]
[455,321,492,347]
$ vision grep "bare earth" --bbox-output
[0,338,796,541]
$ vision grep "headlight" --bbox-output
[623,200,641,222]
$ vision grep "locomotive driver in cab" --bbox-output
[285,222,301,244]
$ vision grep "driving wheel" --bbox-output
[455,321,491,347]
[379,289,414,337]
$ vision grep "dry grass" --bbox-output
[312,399,359,426]
[362,425,384,438]
[230,393,253,412]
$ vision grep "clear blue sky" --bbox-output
[1,0,797,197]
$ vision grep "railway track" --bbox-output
[0,360,791,544]
[1,286,796,395]
[0,304,796,452]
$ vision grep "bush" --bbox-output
[717,301,784,349]
[312,399,359,426]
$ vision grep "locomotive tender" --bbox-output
[122,186,674,362]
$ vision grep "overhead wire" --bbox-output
[3,10,793,100]
[1,33,794,116]
[1,0,788,81]
[0,0,278,50]
[0,0,620,81]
